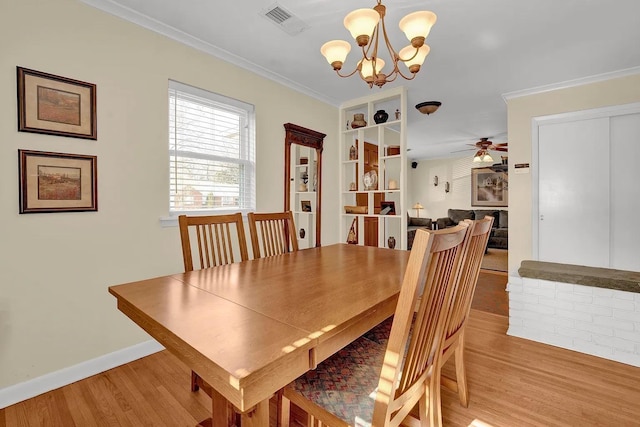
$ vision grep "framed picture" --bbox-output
[471,167,508,207]
[301,200,312,212]
[17,67,97,140]
[380,201,396,215]
[19,150,98,213]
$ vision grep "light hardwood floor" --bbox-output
[3,310,640,426]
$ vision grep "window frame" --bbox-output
[163,80,256,225]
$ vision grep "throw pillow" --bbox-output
[448,209,474,224]
[474,210,499,227]
[499,210,508,229]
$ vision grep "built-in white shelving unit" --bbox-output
[338,86,407,249]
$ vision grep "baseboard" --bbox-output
[0,340,164,409]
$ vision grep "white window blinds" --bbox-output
[169,81,256,213]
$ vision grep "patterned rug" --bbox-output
[481,248,508,272]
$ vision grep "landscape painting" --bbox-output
[19,150,97,213]
[37,165,82,200]
[37,86,82,126]
[17,67,97,139]
[471,167,508,207]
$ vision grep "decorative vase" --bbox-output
[387,236,396,250]
[373,109,388,124]
[299,228,306,239]
[351,113,366,129]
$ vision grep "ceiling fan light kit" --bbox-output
[415,101,441,115]
[468,137,507,162]
[320,0,437,88]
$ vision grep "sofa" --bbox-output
[436,208,508,249]
[407,215,433,250]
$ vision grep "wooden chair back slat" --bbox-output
[178,213,249,271]
[445,216,494,338]
[248,211,299,259]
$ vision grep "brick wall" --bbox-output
[507,275,640,367]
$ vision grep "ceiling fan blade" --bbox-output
[451,147,476,153]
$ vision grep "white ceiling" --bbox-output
[84,0,640,160]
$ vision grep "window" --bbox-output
[169,80,255,214]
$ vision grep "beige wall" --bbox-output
[507,73,640,273]
[408,156,508,220]
[0,0,338,388]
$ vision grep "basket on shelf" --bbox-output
[344,205,367,214]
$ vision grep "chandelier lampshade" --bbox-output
[359,58,385,81]
[320,40,352,69]
[399,44,430,72]
[399,11,437,46]
[321,0,437,88]
[344,9,380,45]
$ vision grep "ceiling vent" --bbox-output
[261,3,308,35]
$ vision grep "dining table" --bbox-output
[108,243,410,427]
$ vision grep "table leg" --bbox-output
[240,400,269,427]
[198,388,238,427]
[199,390,268,427]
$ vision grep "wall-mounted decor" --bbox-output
[17,67,97,140]
[380,201,396,215]
[471,167,508,207]
[19,149,97,213]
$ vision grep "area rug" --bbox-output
[481,248,508,272]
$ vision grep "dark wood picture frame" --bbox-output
[19,149,98,213]
[471,167,508,207]
[17,67,97,140]
[301,200,312,212]
[380,201,396,215]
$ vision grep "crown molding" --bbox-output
[81,0,338,106]
[502,66,640,102]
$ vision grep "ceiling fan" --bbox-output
[454,137,508,163]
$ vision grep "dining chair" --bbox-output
[439,216,494,408]
[280,222,473,427]
[178,212,249,271]
[247,211,299,259]
[178,212,249,413]
[355,216,495,423]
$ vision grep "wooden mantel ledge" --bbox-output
[518,260,640,294]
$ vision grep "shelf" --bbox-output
[341,213,403,218]
[342,120,401,134]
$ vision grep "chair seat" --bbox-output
[288,334,386,426]
[361,316,393,345]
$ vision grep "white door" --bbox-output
[538,117,610,267]
[610,112,640,271]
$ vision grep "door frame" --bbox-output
[531,101,640,259]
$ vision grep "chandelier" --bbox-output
[320,1,437,88]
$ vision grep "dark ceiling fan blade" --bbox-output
[487,142,508,151]
[451,147,477,153]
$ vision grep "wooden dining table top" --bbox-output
[108,243,410,422]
